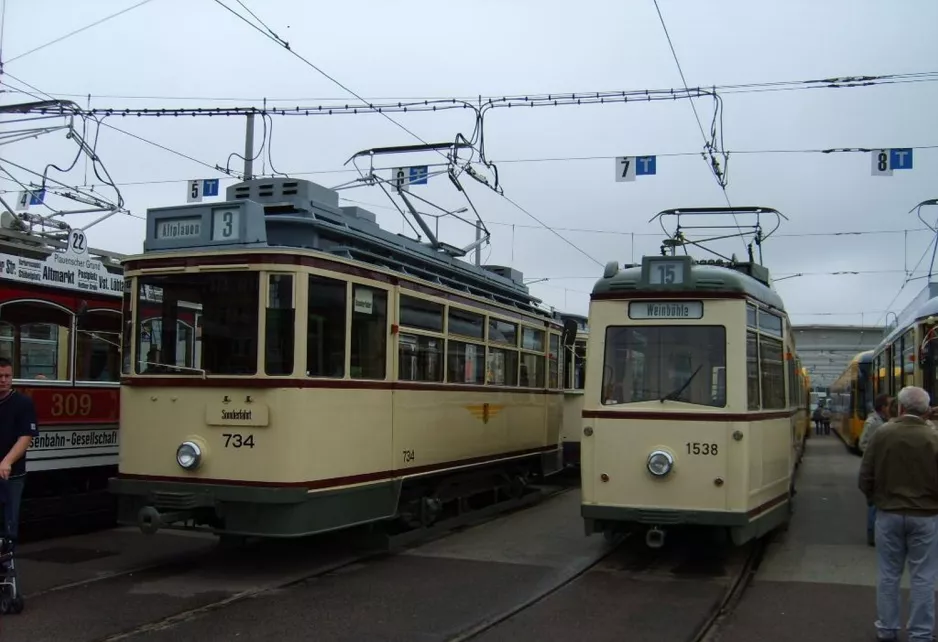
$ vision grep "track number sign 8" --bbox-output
[686,442,718,455]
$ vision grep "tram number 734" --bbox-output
[686,442,718,456]
[222,433,255,448]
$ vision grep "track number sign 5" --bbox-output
[686,442,718,456]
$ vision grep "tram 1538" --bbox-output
[580,208,809,548]
[0,212,124,524]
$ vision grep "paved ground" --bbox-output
[715,432,894,642]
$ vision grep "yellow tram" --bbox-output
[871,282,938,403]
[109,176,570,540]
[555,311,588,467]
[580,209,809,547]
[829,350,874,452]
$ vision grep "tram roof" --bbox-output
[591,255,786,312]
[877,282,938,349]
[134,177,550,318]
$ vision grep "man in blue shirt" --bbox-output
[0,357,39,552]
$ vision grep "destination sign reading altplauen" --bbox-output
[156,218,202,240]
[628,300,704,320]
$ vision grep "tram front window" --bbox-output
[136,272,259,375]
[601,325,726,407]
[0,301,72,380]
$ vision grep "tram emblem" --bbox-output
[465,403,504,424]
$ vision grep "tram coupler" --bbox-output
[646,526,665,549]
[137,506,190,535]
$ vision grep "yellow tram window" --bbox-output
[137,272,257,375]
[265,273,295,376]
[746,331,760,410]
[601,326,726,407]
[350,285,387,380]
[398,334,443,382]
[307,275,347,378]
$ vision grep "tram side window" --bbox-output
[448,340,485,384]
[137,273,258,375]
[399,334,443,382]
[747,331,760,410]
[122,281,133,375]
[549,333,560,389]
[759,336,785,409]
[520,352,545,387]
[601,326,726,407]
[574,342,587,389]
[265,274,295,376]
[350,285,387,379]
[398,295,444,382]
[902,329,915,388]
[487,347,519,386]
[307,275,347,378]
[76,309,121,382]
[0,301,72,380]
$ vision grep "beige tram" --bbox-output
[554,311,588,467]
[109,177,570,540]
[580,254,809,547]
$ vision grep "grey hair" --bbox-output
[897,386,931,416]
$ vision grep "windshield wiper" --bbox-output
[660,364,703,403]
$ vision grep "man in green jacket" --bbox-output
[859,386,938,642]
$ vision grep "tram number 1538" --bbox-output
[686,442,718,456]
[223,433,255,448]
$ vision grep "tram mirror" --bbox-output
[77,300,89,318]
[561,319,578,349]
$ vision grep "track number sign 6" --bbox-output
[686,442,718,456]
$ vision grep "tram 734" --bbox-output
[580,254,809,547]
[109,177,568,540]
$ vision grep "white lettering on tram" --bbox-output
[1,244,122,297]
[628,300,704,320]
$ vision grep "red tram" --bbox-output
[0,214,125,527]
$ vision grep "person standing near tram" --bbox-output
[0,357,40,552]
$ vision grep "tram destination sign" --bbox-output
[0,246,123,297]
[629,300,703,320]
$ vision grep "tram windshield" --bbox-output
[601,325,726,407]
[135,272,259,375]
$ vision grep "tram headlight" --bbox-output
[647,450,674,477]
[176,441,202,470]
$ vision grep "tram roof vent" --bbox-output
[339,206,377,225]
[482,264,523,285]
[227,178,339,209]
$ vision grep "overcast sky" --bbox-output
[2,0,937,330]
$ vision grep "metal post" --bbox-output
[474,220,481,266]
[243,113,255,181]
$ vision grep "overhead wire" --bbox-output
[20,70,938,105]
[210,0,605,267]
[651,0,744,253]
[2,0,156,65]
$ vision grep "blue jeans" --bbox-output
[868,504,877,533]
[875,510,938,641]
[0,475,24,549]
